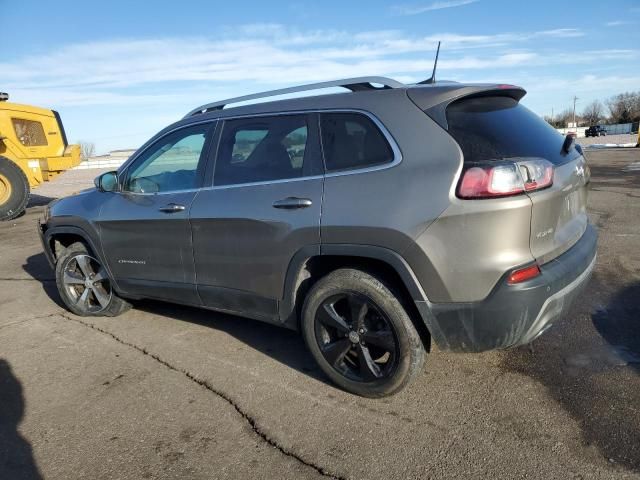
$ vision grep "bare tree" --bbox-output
[544,110,572,128]
[582,100,604,126]
[551,108,575,128]
[78,141,96,161]
[606,92,640,124]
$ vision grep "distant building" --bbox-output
[73,149,137,170]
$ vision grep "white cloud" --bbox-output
[4,23,631,152]
[3,26,588,82]
[1,23,614,114]
[392,0,479,15]
[605,20,632,27]
[526,74,640,94]
[535,28,584,38]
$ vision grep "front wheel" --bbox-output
[301,269,426,397]
[55,242,131,317]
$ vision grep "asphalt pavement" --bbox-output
[0,149,639,479]
[579,133,637,147]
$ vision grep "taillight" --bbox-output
[508,264,541,284]
[457,159,554,199]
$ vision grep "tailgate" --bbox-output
[442,92,589,265]
[528,155,589,263]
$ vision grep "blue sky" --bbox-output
[2,0,639,153]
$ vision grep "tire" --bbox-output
[301,268,426,397]
[0,156,30,221]
[55,242,131,317]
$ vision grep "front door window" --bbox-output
[124,125,210,193]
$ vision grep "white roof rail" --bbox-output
[184,76,405,118]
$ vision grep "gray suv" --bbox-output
[38,77,597,397]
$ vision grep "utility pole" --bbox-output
[572,96,579,132]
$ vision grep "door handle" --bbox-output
[272,197,313,209]
[158,203,186,213]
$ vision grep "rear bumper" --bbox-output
[416,223,597,352]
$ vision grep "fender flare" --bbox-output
[279,243,432,329]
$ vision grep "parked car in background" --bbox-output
[585,125,607,137]
[38,76,597,397]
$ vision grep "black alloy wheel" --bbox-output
[314,292,399,383]
[302,269,426,397]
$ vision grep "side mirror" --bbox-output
[95,171,119,192]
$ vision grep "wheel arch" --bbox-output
[280,244,432,351]
[45,226,98,262]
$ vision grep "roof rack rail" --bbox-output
[184,76,405,118]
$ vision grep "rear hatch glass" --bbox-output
[447,96,581,166]
[447,95,589,264]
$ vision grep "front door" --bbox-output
[98,122,215,304]
[189,114,323,322]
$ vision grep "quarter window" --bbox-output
[124,124,210,193]
[215,115,308,186]
[12,118,48,146]
[320,113,393,172]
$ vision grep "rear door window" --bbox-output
[215,115,312,186]
[446,96,580,165]
[320,113,394,172]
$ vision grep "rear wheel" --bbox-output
[301,268,426,397]
[0,156,30,221]
[55,242,131,317]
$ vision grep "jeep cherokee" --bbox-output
[39,77,597,397]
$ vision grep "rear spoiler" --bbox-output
[407,84,526,130]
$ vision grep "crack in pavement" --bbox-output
[0,313,59,331]
[58,313,347,480]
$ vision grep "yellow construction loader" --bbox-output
[0,92,81,220]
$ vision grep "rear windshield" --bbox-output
[446,96,580,165]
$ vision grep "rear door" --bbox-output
[189,113,323,322]
[98,122,215,304]
[446,95,589,263]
